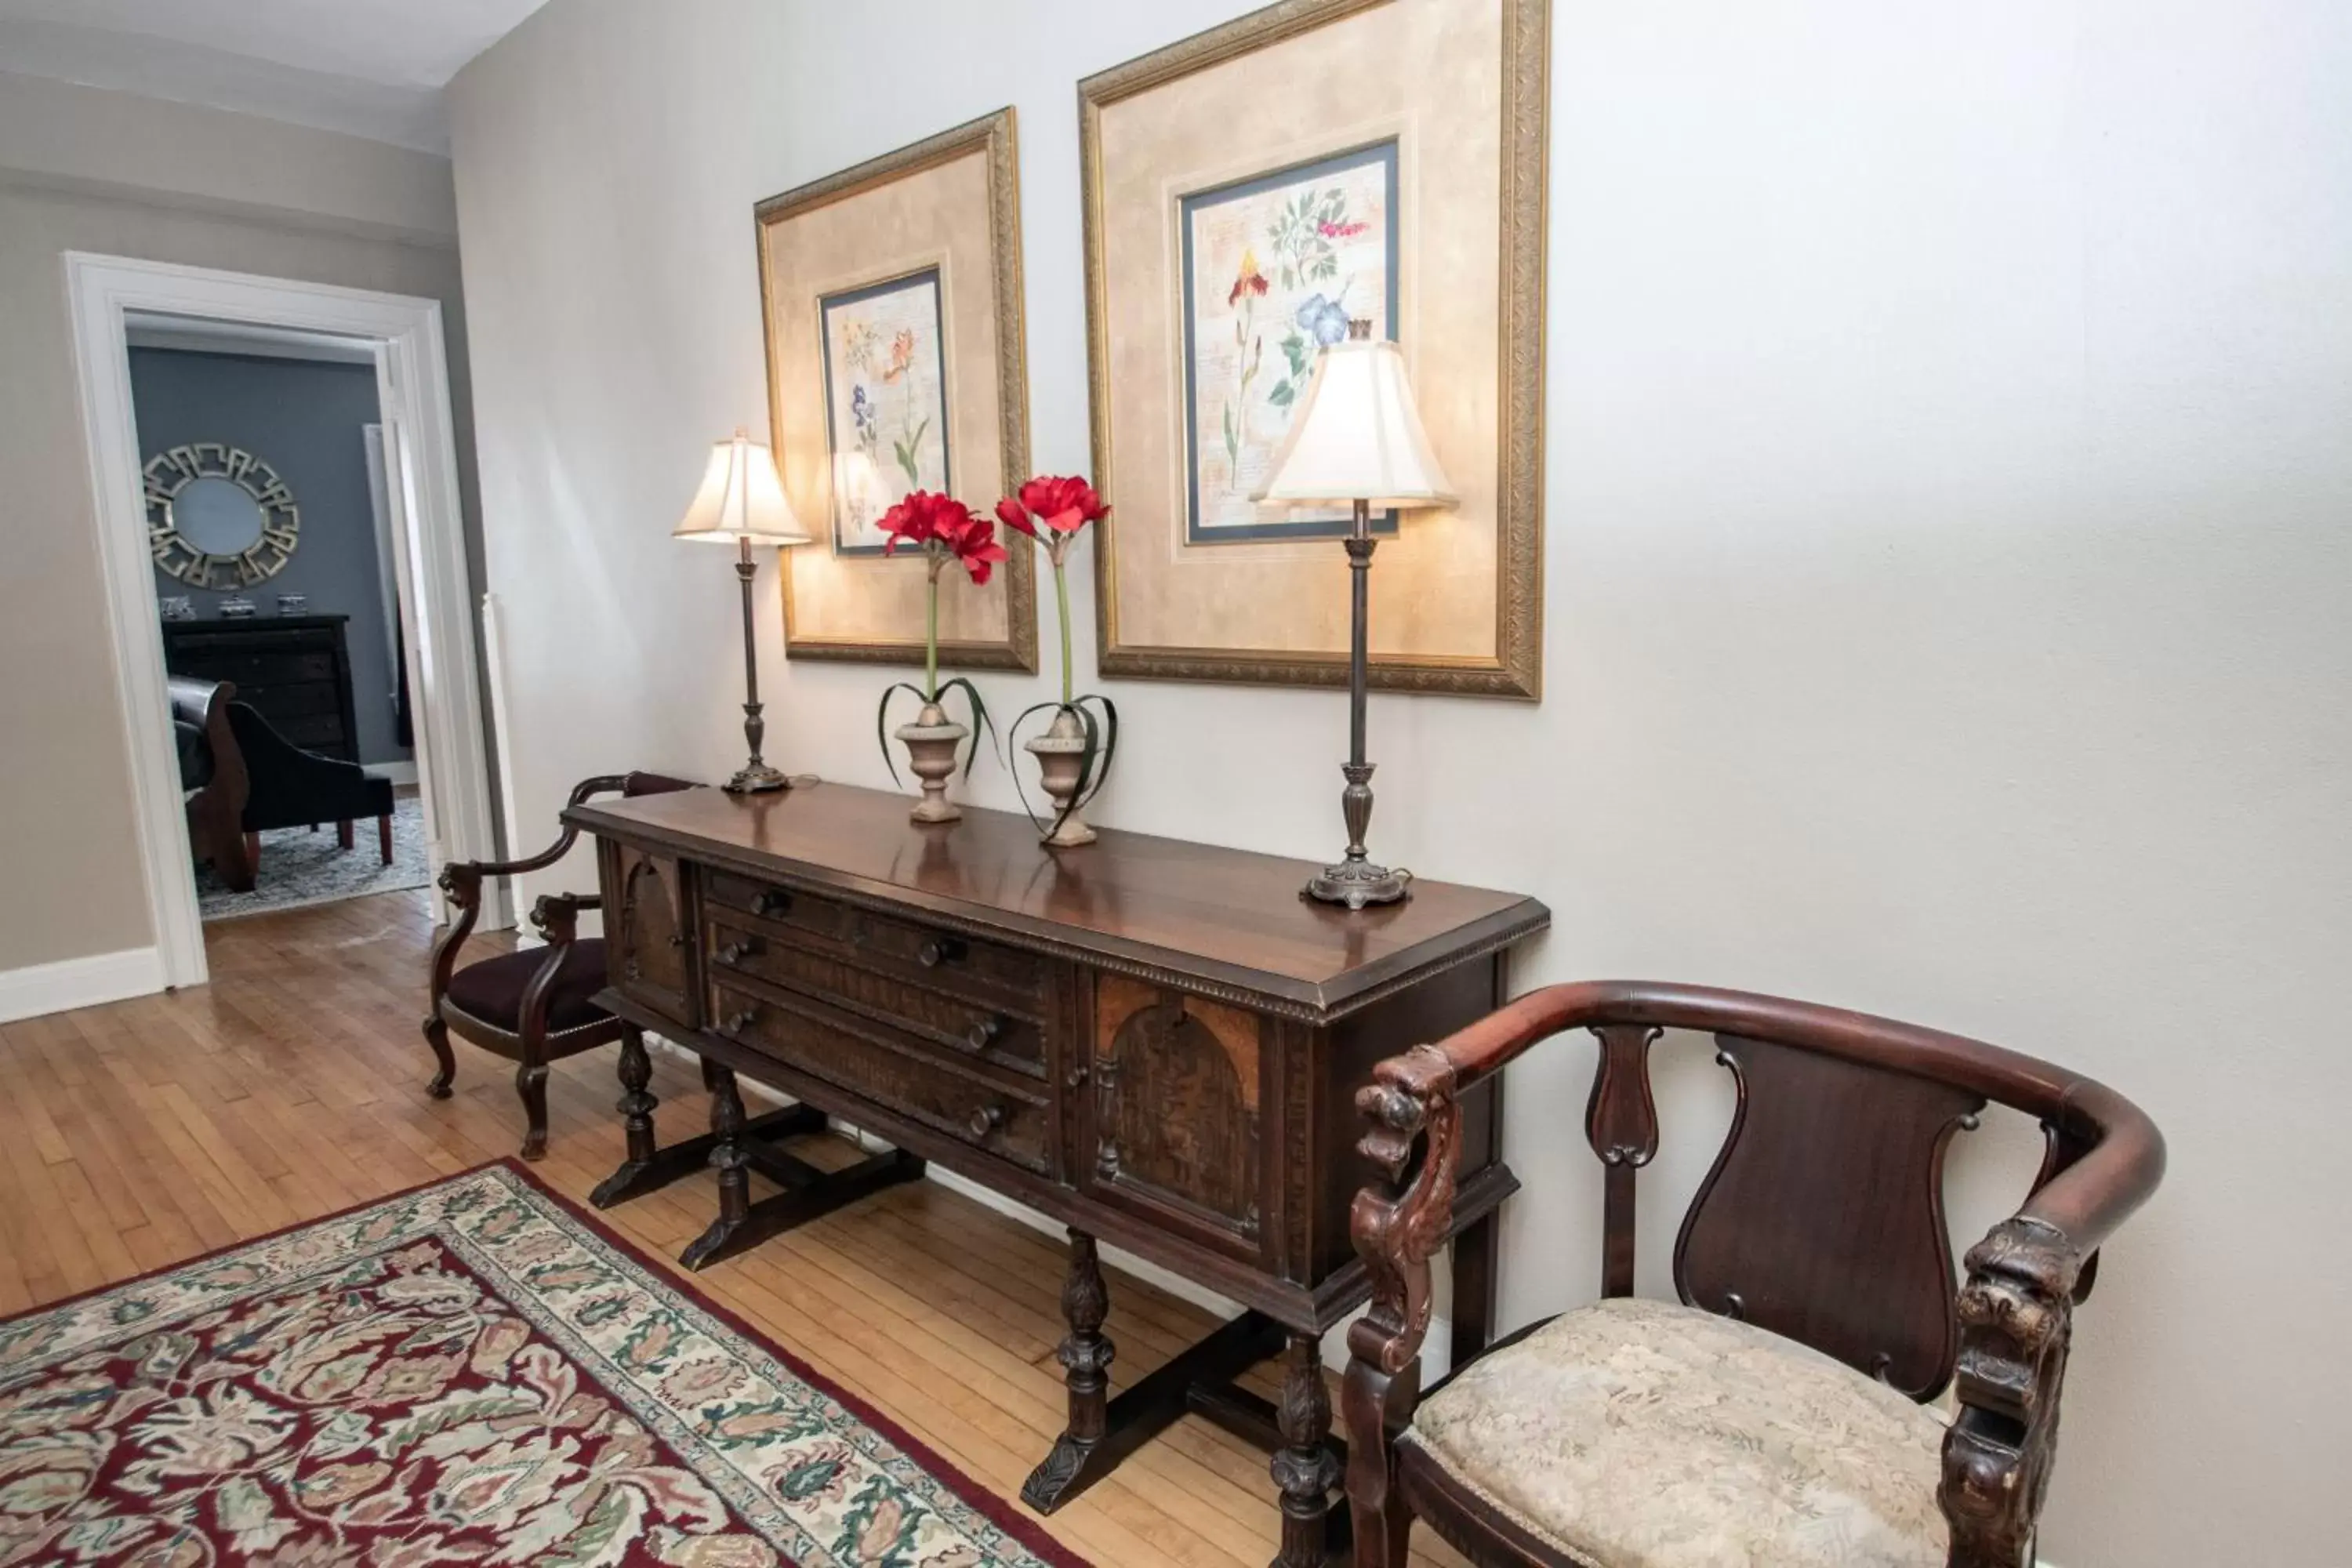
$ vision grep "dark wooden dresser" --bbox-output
[160,614,360,761]
[566,782,1547,1566]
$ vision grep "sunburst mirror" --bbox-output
[144,442,301,589]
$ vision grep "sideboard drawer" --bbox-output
[706,871,1046,1014]
[707,918,1047,1080]
[712,976,1051,1174]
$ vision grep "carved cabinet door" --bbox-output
[601,839,696,1026]
[1079,974,1265,1259]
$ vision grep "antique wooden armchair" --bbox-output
[1342,981,2164,1568]
[423,771,696,1157]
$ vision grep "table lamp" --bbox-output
[1253,321,1454,908]
[673,430,811,793]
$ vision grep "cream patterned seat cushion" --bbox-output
[1403,1297,1950,1568]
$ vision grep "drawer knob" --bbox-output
[719,1008,756,1037]
[750,889,792,917]
[968,1102,1007,1139]
[918,935,968,969]
[966,1014,1007,1050]
[715,938,762,967]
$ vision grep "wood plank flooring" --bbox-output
[0,888,1468,1568]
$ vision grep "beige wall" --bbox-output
[448,2,2351,1562]
[0,72,485,971]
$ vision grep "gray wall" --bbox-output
[132,347,410,764]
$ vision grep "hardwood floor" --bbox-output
[0,888,1468,1568]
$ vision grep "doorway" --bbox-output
[67,254,506,989]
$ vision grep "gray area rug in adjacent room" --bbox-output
[198,791,431,920]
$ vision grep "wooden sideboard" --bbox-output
[160,614,361,762]
[566,782,1548,1567]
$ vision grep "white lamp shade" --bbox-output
[673,430,811,546]
[1252,336,1455,510]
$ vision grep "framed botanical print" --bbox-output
[1180,139,1400,543]
[818,267,953,554]
[757,109,1037,670]
[1082,0,1549,698]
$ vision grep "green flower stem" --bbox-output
[1054,558,1073,707]
[924,549,942,702]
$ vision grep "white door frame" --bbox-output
[66,252,506,989]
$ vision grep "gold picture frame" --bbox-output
[1081,0,1548,699]
[757,108,1038,671]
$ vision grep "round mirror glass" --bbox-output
[172,476,267,557]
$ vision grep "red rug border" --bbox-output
[0,1156,1092,1568]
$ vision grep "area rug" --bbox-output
[0,1160,1087,1567]
[198,790,431,921]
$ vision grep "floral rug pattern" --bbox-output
[0,1163,1082,1567]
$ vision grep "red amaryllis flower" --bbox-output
[944,511,1008,585]
[995,475,1109,540]
[880,491,1006,584]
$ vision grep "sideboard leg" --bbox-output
[1022,1229,1117,1511]
[616,1025,659,1167]
[590,1025,665,1206]
[1271,1330,1341,1568]
[680,1065,750,1269]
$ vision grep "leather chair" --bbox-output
[169,676,255,891]
[422,771,698,1158]
[228,700,397,867]
[1342,981,2165,1568]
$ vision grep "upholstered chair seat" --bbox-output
[1400,1298,1948,1568]
[443,939,611,1036]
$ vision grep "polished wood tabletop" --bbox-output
[567,782,1546,1017]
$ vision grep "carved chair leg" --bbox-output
[378,811,394,865]
[615,1025,659,1168]
[1020,1229,1116,1510]
[1343,1359,1419,1568]
[245,830,261,869]
[422,1015,455,1099]
[515,1061,550,1160]
[1272,1331,1341,1568]
[336,819,355,851]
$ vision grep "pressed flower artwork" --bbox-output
[820,265,953,554]
[1178,139,1399,543]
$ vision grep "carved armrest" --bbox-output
[1346,1044,1465,1381]
[1940,1218,2085,1568]
[1939,1083,2162,1567]
[517,891,600,1042]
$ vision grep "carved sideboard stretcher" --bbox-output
[566,782,1548,1567]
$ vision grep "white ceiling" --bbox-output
[0,0,550,153]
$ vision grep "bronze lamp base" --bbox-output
[724,760,789,795]
[1304,856,1411,910]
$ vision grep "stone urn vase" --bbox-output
[895,702,968,823]
[1023,706,1099,847]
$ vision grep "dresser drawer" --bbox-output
[712,975,1051,1174]
[705,871,1046,1014]
[707,918,1046,1080]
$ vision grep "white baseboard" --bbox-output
[637,1035,1450,1377]
[364,760,419,786]
[0,946,166,1024]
